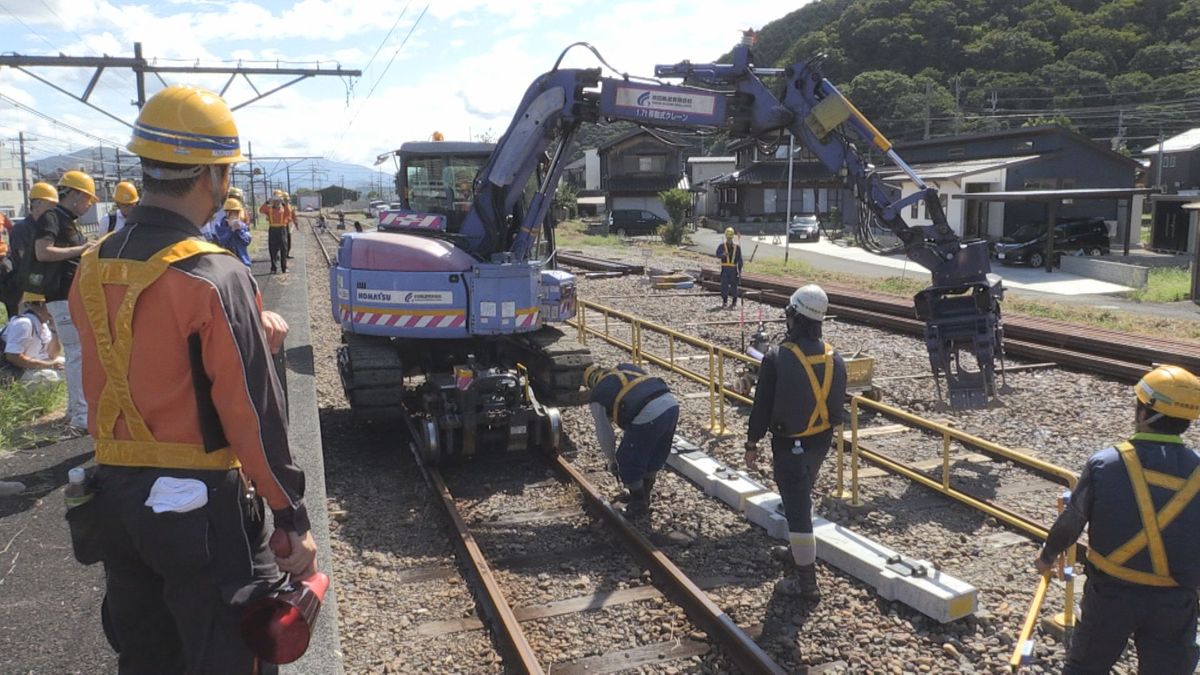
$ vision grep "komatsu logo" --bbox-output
[356,288,452,305]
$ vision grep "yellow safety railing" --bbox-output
[574,298,1080,543]
[843,395,1078,541]
[573,300,757,435]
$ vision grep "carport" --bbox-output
[953,187,1158,272]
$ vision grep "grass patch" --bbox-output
[744,257,814,278]
[0,378,66,451]
[557,219,630,249]
[1128,267,1191,303]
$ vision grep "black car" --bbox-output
[607,209,667,237]
[992,217,1110,268]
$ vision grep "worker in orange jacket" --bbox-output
[259,191,294,273]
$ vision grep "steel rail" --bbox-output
[696,278,1149,382]
[550,455,786,675]
[702,269,1200,372]
[417,463,545,674]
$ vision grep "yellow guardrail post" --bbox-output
[577,303,587,345]
[1046,490,1078,639]
[707,348,718,433]
[849,396,863,507]
[1009,572,1051,671]
[632,320,641,365]
[834,423,846,499]
[942,431,952,490]
[716,351,728,436]
[604,310,610,340]
[668,332,675,368]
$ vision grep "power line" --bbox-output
[0,91,125,146]
[358,1,412,82]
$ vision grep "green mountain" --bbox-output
[746,0,1200,150]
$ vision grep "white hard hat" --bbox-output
[788,284,828,321]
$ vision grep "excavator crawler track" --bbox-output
[338,337,406,421]
[508,326,594,407]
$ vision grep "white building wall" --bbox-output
[0,146,32,217]
[688,158,736,216]
[584,149,600,191]
[896,168,1008,238]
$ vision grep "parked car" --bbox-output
[303,205,316,212]
[607,209,667,237]
[788,214,821,242]
[992,217,1110,268]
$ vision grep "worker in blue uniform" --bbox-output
[716,227,743,308]
[1036,365,1200,674]
[586,363,679,520]
[745,284,847,600]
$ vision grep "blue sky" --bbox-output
[0,0,793,167]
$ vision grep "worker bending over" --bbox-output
[68,85,317,673]
[716,227,743,308]
[745,284,846,600]
[1036,365,1200,674]
[1,292,63,389]
[586,363,680,519]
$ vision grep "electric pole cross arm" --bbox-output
[0,41,360,112]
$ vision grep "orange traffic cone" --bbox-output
[241,529,329,665]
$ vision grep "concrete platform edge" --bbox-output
[258,234,344,674]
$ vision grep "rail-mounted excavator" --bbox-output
[331,36,1005,463]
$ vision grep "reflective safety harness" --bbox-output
[1086,434,1200,587]
[721,242,738,268]
[78,237,242,471]
[608,368,653,428]
[781,341,834,437]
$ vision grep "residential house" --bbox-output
[888,126,1140,240]
[686,156,736,217]
[1142,129,1200,252]
[599,128,687,220]
[708,139,861,227]
[564,148,604,216]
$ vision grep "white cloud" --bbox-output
[2,0,811,167]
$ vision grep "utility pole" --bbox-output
[285,166,292,196]
[17,132,29,213]
[784,133,794,265]
[1156,129,1166,190]
[133,42,146,109]
[115,148,122,181]
[247,141,256,225]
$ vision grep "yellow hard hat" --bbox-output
[58,170,97,199]
[725,227,735,238]
[227,186,244,199]
[222,198,243,212]
[114,181,139,205]
[127,85,245,165]
[432,131,445,141]
[29,182,58,204]
[20,291,46,304]
[1135,365,1200,421]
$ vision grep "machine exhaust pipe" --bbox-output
[241,530,329,665]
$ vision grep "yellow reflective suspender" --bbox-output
[607,367,652,427]
[79,238,242,471]
[782,341,834,437]
[721,243,737,267]
[1086,441,1200,587]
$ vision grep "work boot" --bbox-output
[776,564,821,601]
[621,486,649,520]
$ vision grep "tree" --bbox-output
[1022,115,1079,132]
[657,188,692,245]
[552,183,577,220]
[965,29,1056,72]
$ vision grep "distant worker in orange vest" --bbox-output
[716,227,743,308]
[259,190,294,273]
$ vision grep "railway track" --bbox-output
[698,269,1199,381]
[414,445,787,674]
